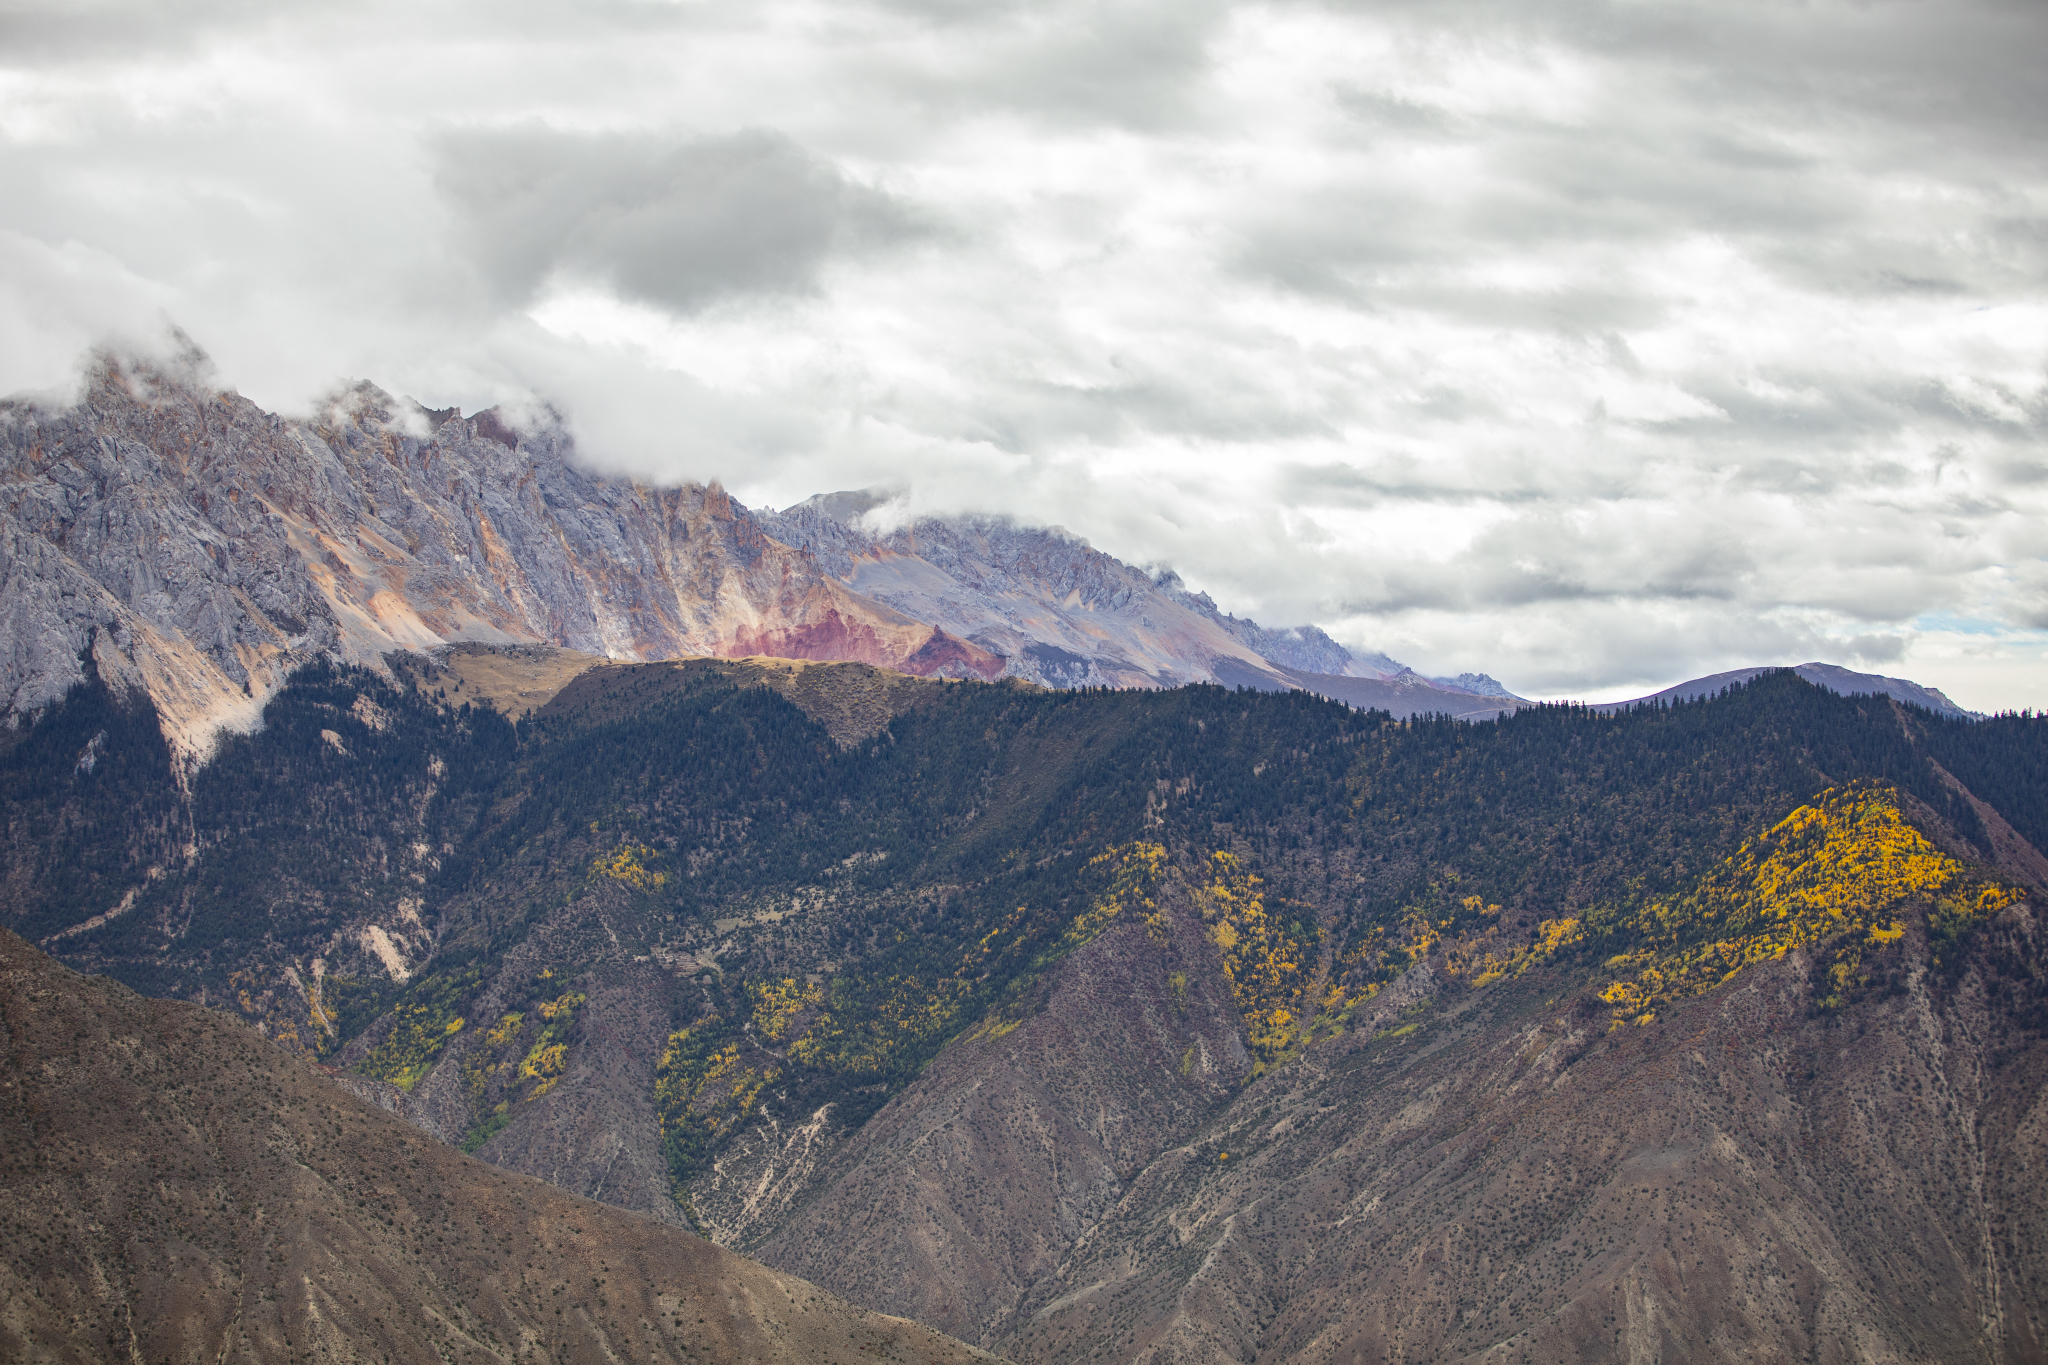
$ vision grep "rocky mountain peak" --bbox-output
[1430,670,1518,698]
[6,360,1544,768]
[1,377,1009,762]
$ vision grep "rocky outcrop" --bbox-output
[759,497,1541,705]
[0,352,1425,767]
[3,344,1545,772]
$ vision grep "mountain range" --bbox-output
[0,346,1521,766]
[12,344,1971,773]
[3,345,2034,1365]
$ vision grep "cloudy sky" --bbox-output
[3,0,2044,709]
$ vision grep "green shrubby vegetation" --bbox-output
[443,966,592,1149]
[654,1018,771,1189]
[358,963,484,1090]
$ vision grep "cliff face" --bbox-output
[0,353,999,764]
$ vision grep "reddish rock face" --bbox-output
[726,602,924,673]
[901,628,1008,681]
[730,614,1005,681]
[731,610,895,669]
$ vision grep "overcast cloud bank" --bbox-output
[2,0,2043,708]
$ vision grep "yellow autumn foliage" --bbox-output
[534,991,582,1021]
[789,974,966,1074]
[1199,850,1313,1069]
[692,1046,777,1140]
[590,841,667,891]
[1596,784,2022,1025]
[513,989,585,1098]
[1060,842,1168,951]
[749,977,824,1044]
[1465,916,1584,988]
[655,1029,781,1173]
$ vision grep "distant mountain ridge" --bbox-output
[755,491,1520,708]
[1210,657,1530,721]
[1597,662,1977,719]
[0,350,1505,764]
[3,346,1984,770]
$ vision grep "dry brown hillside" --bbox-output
[0,929,1002,1365]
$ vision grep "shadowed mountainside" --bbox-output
[0,928,1001,1365]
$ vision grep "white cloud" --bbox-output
[1,0,2043,706]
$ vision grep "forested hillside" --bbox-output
[3,652,2044,1363]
